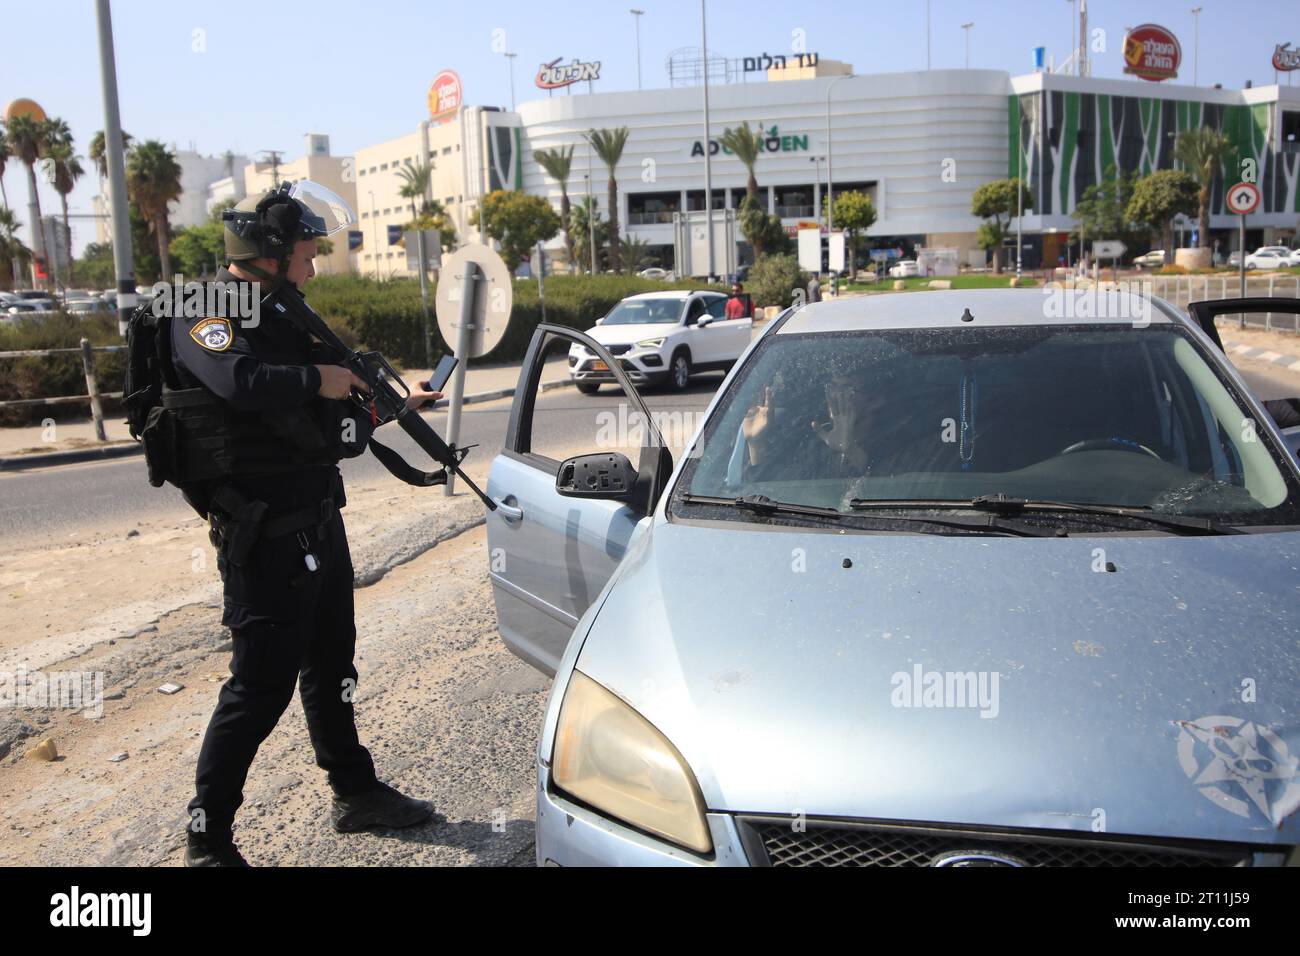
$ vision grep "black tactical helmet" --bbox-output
[222,180,355,262]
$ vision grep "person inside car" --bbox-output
[725,282,751,320]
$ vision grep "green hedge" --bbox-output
[1,274,726,425]
[0,312,129,426]
[310,273,725,368]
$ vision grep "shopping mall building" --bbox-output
[349,53,1300,277]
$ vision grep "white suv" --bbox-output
[569,290,753,394]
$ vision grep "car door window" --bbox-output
[705,296,728,320]
[685,298,706,325]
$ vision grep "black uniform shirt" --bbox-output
[170,268,342,512]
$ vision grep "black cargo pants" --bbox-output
[187,502,376,842]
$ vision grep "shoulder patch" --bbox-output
[189,317,233,352]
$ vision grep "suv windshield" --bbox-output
[602,298,683,325]
[674,325,1300,526]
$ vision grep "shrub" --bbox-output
[0,311,128,426]
[746,254,808,308]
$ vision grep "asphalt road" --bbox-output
[0,375,726,542]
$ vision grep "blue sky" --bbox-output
[3,0,1298,257]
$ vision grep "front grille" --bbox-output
[737,817,1252,867]
[604,344,633,356]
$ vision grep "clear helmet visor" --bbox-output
[288,180,356,236]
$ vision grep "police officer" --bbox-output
[168,182,442,866]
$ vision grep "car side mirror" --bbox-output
[556,452,637,501]
[594,317,605,326]
[698,316,713,327]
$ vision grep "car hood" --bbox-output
[575,520,1300,846]
[583,322,678,347]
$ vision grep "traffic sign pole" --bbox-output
[444,261,479,496]
[1239,213,1246,327]
[1225,182,1261,328]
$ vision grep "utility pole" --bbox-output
[926,0,932,70]
[259,150,284,186]
[631,9,645,90]
[95,0,136,336]
[962,22,974,70]
[700,0,715,280]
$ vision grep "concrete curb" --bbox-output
[1221,339,1300,373]
[0,378,574,472]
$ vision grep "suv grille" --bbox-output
[737,818,1253,867]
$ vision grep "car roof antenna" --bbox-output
[960,308,975,323]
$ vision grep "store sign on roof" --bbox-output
[1122,24,1180,82]
[1273,43,1300,72]
[536,58,601,90]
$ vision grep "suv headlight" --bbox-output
[552,671,712,854]
[635,337,666,349]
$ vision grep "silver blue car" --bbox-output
[486,289,1300,867]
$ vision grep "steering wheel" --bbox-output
[1059,437,1161,459]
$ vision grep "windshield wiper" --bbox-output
[683,494,1052,536]
[846,494,1241,535]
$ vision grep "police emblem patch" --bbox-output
[190,318,233,352]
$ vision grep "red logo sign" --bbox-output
[1123,24,1181,82]
[427,70,462,124]
[1273,43,1300,72]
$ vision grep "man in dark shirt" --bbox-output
[179,184,441,866]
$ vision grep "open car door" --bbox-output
[1187,297,1300,460]
[485,324,673,674]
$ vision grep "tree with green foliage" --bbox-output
[747,253,808,309]
[1126,169,1199,264]
[971,178,1032,274]
[738,194,788,260]
[585,127,629,272]
[42,137,85,285]
[0,125,13,209]
[395,159,434,220]
[570,195,608,274]
[0,206,29,287]
[718,123,763,201]
[621,234,652,274]
[534,145,576,270]
[126,140,183,278]
[88,128,133,182]
[1174,128,1236,250]
[1070,165,1150,262]
[832,191,876,279]
[470,189,561,270]
[5,115,52,272]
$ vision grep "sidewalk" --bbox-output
[0,355,571,468]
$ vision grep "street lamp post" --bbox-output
[94,0,136,336]
[962,22,974,69]
[631,9,645,90]
[1191,6,1202,85]
[584,171,596,274]
[504,52,517,110]
[700,0,715,281]
[825,73,852,235]
[809,156,824,230]
[368,190,380,279]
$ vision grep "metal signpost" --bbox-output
[434,243,512,495]
[1092,240,1126,282]
[1226,181,1261,324]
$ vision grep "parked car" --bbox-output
[568,290,752,394]
[1244,246,1293,270]
[888,259,919,278]
[1132,250,1166,269]
[488,289,1300,866]
[1286,249,1300,268]
[1227,250,1243,268]
[636,267,674,280]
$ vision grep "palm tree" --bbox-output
[534,145,576,271]
[1174,128,1236,251]
[126,140,182,279]
[0,125,12,209]
[5,115,50,269]
[0,206,28,286]
[570,195,605,274]
[89,128,133,182]
[42,139,85,285]
[395,159,434,220]
[584,127,629,273]
[718,123,764,202]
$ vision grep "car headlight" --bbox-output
[552,670,712,854]
[635,337,665,349]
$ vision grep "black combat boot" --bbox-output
[331,781,439,833]
[184,831,250,867]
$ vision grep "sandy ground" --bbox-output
[0,523,551,866]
